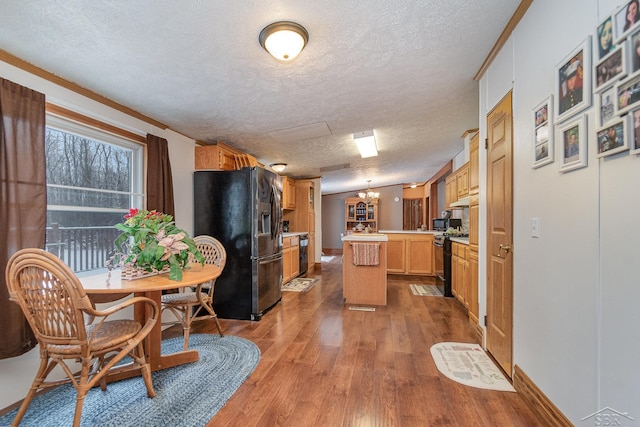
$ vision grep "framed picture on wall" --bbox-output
[596,15,616,60]
[556,37,592,123]
[628,27,640,73]
[615,69,640,115]
[597,85,617,127]
[595,117,629,158]
[558,114,588,173]
[532,96,553,168]
[594,45,626,92]
[614,0,640,42]
[630,105,640,154]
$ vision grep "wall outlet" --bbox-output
[531,217,539,238]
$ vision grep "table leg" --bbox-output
[136,290,199,371]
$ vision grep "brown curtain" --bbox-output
[0,78,46,359]
[146,134,175,217]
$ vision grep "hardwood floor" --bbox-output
[164,257,544,427]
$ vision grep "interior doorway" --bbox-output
[403,198,424,230]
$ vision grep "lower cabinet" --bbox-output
[385,233,433,275]
[282,236,299,284]
[451,241,479,325]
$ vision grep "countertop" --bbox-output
[378,229,440,235]
[449,237,469,244]
[283,232,308,238]
[341,234,388,242]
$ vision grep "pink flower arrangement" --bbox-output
[112,209,204,281]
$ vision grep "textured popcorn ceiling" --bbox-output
[0,1,518,194]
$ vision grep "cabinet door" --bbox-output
[282,177,296,210]
[469,200,479,252]
[283,245,292,284]
[292,244,300,278]
[406,237,433,274]
[456,164,469,198]
[308,232,315,270]
[386,238,406,273]
[469,133,479,195]
[445,175,457,208]
[468,249,479,323]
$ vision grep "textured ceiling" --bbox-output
[0,1,519,195]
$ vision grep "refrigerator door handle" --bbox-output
[258,253,283,265]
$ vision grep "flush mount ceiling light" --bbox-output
[353,130,378,158]
[357,180,380,204]
[259,21,309,61]
[270,163,287,173]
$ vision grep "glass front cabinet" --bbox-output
[345,197,378,233]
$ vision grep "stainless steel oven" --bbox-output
[433,235,453,297]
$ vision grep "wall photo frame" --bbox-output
[614,0,640,42]
[532,96,553,168]
[594,45,626,92]
[628,27,640,73]
[597,15,616,60]
[596,117,629,158]
[597,85,617,127]
[556,37,592,123]
[558,114,588,173]
[615,69,640,115]
[630,105,640,154]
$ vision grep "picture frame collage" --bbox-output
[533,0,640,172]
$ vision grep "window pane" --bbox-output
[45,119,143,274]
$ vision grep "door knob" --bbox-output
[499,244,512,253]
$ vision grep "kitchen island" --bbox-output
[378,230,437,275]
[341,233,388,306]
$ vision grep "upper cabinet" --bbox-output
[469,133,479,195]
[282,176,296,210]
[345,197,378,232]
[194,142,258,171]
[456,163,469,199]
[446,162,469,208]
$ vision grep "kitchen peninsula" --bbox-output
[379,230,438,276]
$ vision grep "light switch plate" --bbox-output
[532,217,539,238]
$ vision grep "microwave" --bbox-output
[433,218,462,231]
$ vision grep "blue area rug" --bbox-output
[0,334,260,427]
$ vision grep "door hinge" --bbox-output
[485,138,488,149]
[484,315,488,326]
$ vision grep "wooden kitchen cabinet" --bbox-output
[456,163,469,199]
[282,176,296,210]
[469,133,479,195]
[384,233,434,275]
[194,143,238,170]
[294,180,315,271]
[345,197,378,232]
[282,236,300,284]
[445,175,457,209]
[451,242,468,306]
[467,248,479,323]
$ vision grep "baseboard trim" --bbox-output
[513,365,572,427]
[322,248,343,256]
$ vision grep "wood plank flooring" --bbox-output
[164,257,544,427]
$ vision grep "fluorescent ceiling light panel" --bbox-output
[353,130,378,158]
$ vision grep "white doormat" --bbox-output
[282,278,318,292]
[430,342,515,392]
[409,284,443,296]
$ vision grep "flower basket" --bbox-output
[121,263,171,281]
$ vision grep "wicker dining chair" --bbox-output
[4,248,158,427]
[161,235,226,350]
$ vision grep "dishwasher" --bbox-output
[299,233,309,275]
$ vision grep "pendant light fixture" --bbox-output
[357,180,380,204]
[259,21,309,61]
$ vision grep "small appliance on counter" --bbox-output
[433,217,462,231]
[283,220,290,233]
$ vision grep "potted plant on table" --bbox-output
[111,208,204,281]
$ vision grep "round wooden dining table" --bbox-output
[80,263,222,378]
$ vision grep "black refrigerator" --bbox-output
[193,167,283,321]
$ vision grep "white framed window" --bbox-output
[45,114,144,273]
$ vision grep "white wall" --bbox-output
[0,60,197,409]
[479,0,640,424]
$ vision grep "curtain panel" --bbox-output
[146,134,175,217]
[0,78,46,359]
